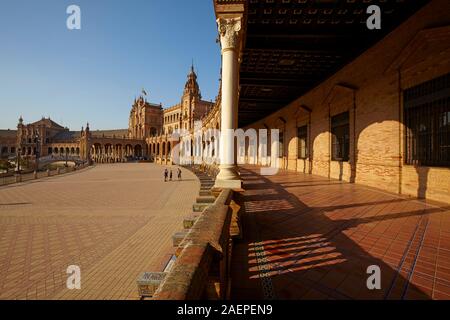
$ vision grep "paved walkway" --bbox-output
[0,163,198,300]
[231,166,450,300]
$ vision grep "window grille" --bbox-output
[404,73,450,167]
[331,112,349,161]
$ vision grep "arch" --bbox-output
[167,142,172,158]
[48,147,52,155]
[54,147,58,154]
[134,144,142,157]
[70,147,75,155]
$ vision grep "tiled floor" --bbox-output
[231,166,450,300]
[0,163,198,300]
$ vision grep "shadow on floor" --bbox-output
[230,166,449,300]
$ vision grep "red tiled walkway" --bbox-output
[231,166,450,300]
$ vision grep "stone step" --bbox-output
[172,230,188,247]
[137,272,167,298]
[193,203,210,212]
[199,190,212,196]
[201,182,214,186]
[195,196,216,204]
[183,213,201,229]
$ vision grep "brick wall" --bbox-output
[244,0,450,204]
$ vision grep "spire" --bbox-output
[184,62,200,98]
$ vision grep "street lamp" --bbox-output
[15,146,21,173]
[34,131,40,171]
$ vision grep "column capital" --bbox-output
[217,17,242,52]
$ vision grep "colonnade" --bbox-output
[91,143,143,163]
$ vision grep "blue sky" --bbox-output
[0,0,221,130]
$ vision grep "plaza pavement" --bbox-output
[0,163,199,300]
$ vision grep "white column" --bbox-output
[214,17,242,189]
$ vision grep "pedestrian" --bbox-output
[177,168,182,181]
[169,169,173,181]
[164,168,168,182]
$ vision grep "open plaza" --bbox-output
[0,0,449,301]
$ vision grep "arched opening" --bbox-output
[134,145,142,158]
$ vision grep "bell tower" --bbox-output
[182,63,201,131]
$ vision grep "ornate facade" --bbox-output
[0,65,219,168]
[146,66,216,164]
[128,97,162,139]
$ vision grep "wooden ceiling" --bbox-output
[238,0,430,127]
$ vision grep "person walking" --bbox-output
[177,168,182,181]
[169,169,173,181]
[164,168,168,182]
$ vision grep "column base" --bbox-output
[214,178,242,189]
[214,165,242,189]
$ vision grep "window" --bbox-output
[278,131,284,158]
[331,112,349,161]
[405,73,450,167]
[297,125,308,159]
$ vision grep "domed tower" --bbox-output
[181,63,202,131]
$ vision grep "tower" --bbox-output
[181,64,201,131]
[81,122,91,162]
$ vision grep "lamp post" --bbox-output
[34,131,40,171]
[15,147,21,173]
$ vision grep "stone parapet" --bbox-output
[153,189,233,300]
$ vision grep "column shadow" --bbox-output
[230,165,446,300]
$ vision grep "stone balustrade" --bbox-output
[152,188,234,300]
